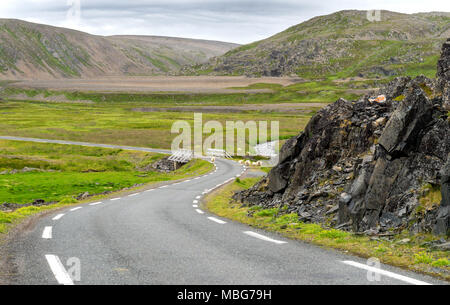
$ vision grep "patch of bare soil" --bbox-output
[8,93,93,103]
[9,76,303,94]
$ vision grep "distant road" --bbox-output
[0,136,446,285]
[0,136,171,154]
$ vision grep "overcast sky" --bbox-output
[0,0,448,44]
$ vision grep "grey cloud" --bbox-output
[0,0,448,44]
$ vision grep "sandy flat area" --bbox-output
[9,76,304,93]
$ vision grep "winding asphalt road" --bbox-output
[0,136,447,285]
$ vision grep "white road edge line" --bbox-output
[159,185,168,188]
[70,207,82,212]
[341,261,431,285]
[128,193,139,197]
[195,209,204,214]
[42,226,52,239]
[208,217,227,224]
[243,231,287,244]
[89,201,102,206]
[110,198,121,201]
[52,214,65,221]
[144,189,154,192]
[45,255,74,285]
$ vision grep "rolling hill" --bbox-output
[187,10,450,78]
[0,19,239,79]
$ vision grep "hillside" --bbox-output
[187,10,450,78]
[0,19,239,79]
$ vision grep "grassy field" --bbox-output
[0,140,213,233]
[204,178,450,280]
[0,78,385,151]
[0,140,214,204]
[0,100,313,150]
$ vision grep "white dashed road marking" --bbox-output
[45,255,74,285]
[89,202,102,206]
[195,209,204,214]
[196,196,201,199]
[110,198,121,201]
[193,205,198,208]
[207,217,227,224]
[341,261,431,285]
[52,214,65,221]
[193,200,198,204]
[70,207,82,212]
[243,231,287,244]
[42,226,53,239]
[128,193,139,197]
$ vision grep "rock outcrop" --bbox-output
[151,157,185,173]
[437,39,450,111]
[434,155,450,235]
[234,40,450,236]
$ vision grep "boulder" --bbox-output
[434,154,450,236]
[378,89,433,157]
[436,38,450,111]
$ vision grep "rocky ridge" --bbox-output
[189,10,449,78]
[234,39,450,236]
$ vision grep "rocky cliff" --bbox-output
[234,39,450,236]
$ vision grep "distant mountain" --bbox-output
[0,19,239,79]
[186,10,450,78]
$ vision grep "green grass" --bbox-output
[0,140,213,235]
[0,79,382,155]
[204,177,450,281]
[0,140,212,205]
[0,98,313,151]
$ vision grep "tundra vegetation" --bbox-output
[0,140,213,234]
